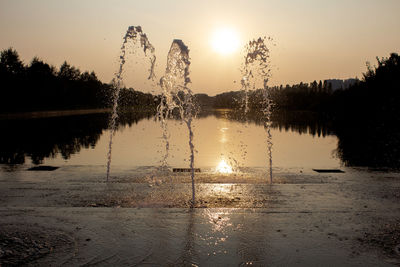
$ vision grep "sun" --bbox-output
[211,28,240,55]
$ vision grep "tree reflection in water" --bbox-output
[0,109,398,170]
[210,109,400,170]
[0,111,154,166]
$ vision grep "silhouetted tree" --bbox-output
[0,48,24,75]
[58,61,80,80]
[0,48,26,111]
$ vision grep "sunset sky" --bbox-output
[1,0,399,95]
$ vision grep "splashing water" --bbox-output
[158,40,197,206]
[106,27,197,205]
[241,37,273,183]
[263,81,273,184]
[106,26,156,181]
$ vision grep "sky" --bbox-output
[1,0,399,95]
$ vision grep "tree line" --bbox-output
[197,53,400,122]
[1,47,399,123]
[0,48,156,112]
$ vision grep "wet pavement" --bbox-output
[0,166,399,266]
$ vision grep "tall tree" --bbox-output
[0,48,24,75]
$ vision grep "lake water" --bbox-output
[0,109,341,173]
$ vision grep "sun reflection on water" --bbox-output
[216,159,233,174]
[202,209,232,247]
[220,127,228,143]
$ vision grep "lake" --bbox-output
[0,109,341,173]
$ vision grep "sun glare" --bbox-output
[216,159,233,174]
[211,28,240,55]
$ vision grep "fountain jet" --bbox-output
[106,26,156,181]
[158,40,197,206]
[241,37,273,183]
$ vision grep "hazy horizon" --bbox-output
[1,0,399,95]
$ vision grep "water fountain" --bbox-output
[107,26,272,209]
[241,37,273,183]
[106,26,156,181]
[158,39,197,206]
[106,26,197,205]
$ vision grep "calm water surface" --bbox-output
[0,109,340,172]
